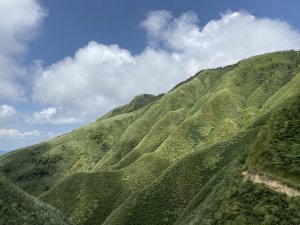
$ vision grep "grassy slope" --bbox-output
[40,171,128,225]
[1,51,300,225]
[247,94,300,187]
[0,176,73,225]
[99,93,163,120]
[0,100,150,196]
[176,96,300,225]
[102,128,260,225]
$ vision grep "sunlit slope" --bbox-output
[0,94,157,196]
[41,95,300,225]
[0,176,73,225]
[176,95,300,225]
[1,51,300,225]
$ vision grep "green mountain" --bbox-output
[1,51,300,225]
[0,176,74,225]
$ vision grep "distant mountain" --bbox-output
[0,151,7,155]
[0,51,299,225]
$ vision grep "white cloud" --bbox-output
[32,11,300,120]
[0,129,40,139]
[0,105,17,126]
[141,10,300,73]
[50,117,79,125]
[0,105,16,119]
[33,42,184,118]
[0,0,46,102]
[32,107,56,121]
[27,107,81,124]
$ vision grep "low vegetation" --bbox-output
[1,51,300,225]
[0,176,73,225]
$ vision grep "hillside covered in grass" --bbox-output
[1,51,300,224]
[0,176,73,225]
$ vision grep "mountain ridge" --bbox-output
[1,50,300,225]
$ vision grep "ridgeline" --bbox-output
[1,51,300,225]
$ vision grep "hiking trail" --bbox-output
[242,171,300,197]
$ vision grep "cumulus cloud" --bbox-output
[0,0,46,102]
[33,42,184,117]
[27,107,80,124]
[32,10,300,120]
[0,129,40,139]
[141,10,300,73]
[33,107,57,120]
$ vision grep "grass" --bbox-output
[102,128,259,225]
[247,94,300,187]
[0,175,73,225]
[176,164,300,225]
[0,50,300,225]
[40,171,128,225]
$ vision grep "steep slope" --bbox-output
[0,176,73,225]
[1,51,300,225]
[100,93,163,119]
[101,128,260,225]
[176,96,300,225]
[247,95,300,187]
[0,99,151,196]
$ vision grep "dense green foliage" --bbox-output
[177,165,300,225]
[247,95,300,186]
[0,51,300,224]
[0,176,73,225]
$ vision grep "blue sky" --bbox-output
[1,0,300,152]
[30,0,300,64]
